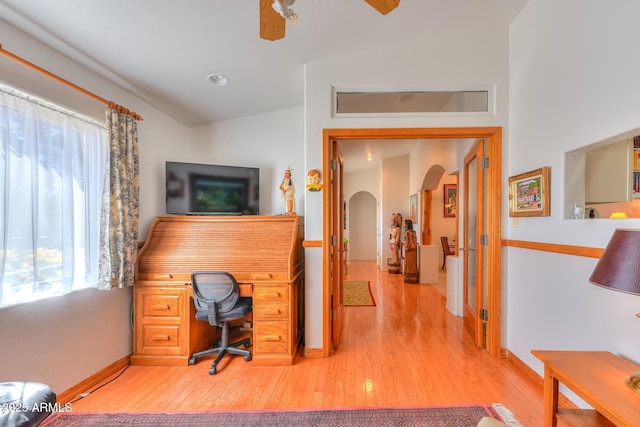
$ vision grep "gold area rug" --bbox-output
[344,280,376,306]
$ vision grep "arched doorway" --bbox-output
[348,191,377,262]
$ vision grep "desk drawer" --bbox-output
[142,293,181,317]
[254,322,288,354]
[254,286,288,302]
[140,324,182,355]
[254,303,288,320]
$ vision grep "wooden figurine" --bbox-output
[388,212,402,274]
[403,219,418,283]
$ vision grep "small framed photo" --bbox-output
[508,166,550,217]
[443,184,457,218]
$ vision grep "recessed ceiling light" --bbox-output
[207,74,229,86]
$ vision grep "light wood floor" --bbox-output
[69,260,544,426]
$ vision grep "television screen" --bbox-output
[165,161,259,215]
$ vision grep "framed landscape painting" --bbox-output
[508,166,550,217]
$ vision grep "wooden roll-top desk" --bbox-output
[131,215,305,366]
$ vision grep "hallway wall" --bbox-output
[348,191,377,261]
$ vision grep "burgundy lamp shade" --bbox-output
[589,229,640,296]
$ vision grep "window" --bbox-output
[0,85,108,307]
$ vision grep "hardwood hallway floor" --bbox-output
[69,260,544,426]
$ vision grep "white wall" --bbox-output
[381,155,410,271]
[188,106,305,216]
[509,0,640,405]
[0,19,190,394]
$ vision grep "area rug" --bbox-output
[343,280,375,306]
[41,404,521,426]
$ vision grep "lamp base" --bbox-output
[625,371,640,393]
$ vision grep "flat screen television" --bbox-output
[165,161,259,215]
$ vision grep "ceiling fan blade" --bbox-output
[260,0,286,41]
[363,0,400,15]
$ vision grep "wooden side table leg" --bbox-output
[542,366,559,427]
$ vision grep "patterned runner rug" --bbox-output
[343,280,375,306]
[41,404,521,426]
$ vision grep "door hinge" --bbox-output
[480,308,488,322]
[332,310,337,321]
[480,234,489,246]
[480,157,489,169]
[331,158,338,170]
[331,235,337,246]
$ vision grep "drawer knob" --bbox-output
[262,292,281,298]
[262,308,282,315]
[152,335,171,341]
[262,335,281,342]
[152,304,171,310]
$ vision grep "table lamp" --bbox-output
[588,228,640,393]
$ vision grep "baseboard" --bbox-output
[303,347,326,358]
[56,354,130,405]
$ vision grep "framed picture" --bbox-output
[409,193,418,222]
[508,166,550,217]
[443,184,457,218]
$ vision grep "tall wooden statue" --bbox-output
[388,212,402,274]
[403,219,418,283]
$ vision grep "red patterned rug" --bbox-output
[41,404,521,426]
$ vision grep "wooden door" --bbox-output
[463,139,486,347]
[330,140,345,350]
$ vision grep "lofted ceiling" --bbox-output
[0,0,528,169]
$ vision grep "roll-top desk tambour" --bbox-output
[131,215,304,367]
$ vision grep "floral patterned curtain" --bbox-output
[98,105,139,289]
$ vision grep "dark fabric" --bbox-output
[191,272,240,320]
[40,405,509,427]
[0,382,56,427]
[194,297,252,323]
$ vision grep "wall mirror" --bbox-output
[565,129,640,219]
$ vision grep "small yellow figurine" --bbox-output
[279,167,295,215]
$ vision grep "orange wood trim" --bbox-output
[0,43,143,120]
[303,347,325,358]
[57,355,130,404]
[502,239,603,259]
[302,240,322,247]
[323,127,504,360]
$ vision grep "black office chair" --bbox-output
[188,271,252,375]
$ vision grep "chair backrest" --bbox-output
[440,236,453,256]
[191,271,240,315]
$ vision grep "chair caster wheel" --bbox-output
[244,354,252,362]
[209,366,217,375]
[188,358,196,365]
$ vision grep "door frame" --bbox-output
[322,127,503,357]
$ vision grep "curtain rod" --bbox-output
[0,43,143,121]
